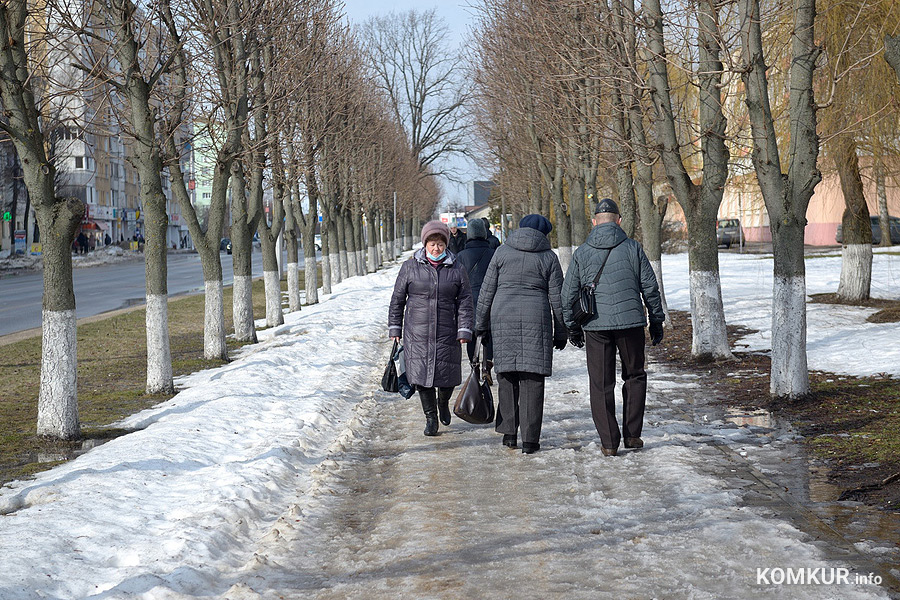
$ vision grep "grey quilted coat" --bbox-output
[561,222,665,330]
[388,248,474,388]
[474,227,566,376]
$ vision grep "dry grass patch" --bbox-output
[0,275,298,486]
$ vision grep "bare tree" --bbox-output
[360,8,469,181]
[738,0,821,397]
[0,0,85,438]
[644,0,732,360]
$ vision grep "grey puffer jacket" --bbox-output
[561,222,665,330]
[389,248,474,388]
[474,227,566,376]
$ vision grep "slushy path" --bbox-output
[230,348,897,599]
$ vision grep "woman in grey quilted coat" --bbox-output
[474,214,567,454]
[389,220,474,436]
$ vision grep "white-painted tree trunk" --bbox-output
[321,253,332,295]
[356,249,365,275]
[368,244,378,273]
[204,280,227,361]
[232,275,256,342]
[145,295,173,395]
[339,247,350,279]
[649,259,672,327]
[378,241,387,265]
[264,270,284,327]
[286,262,301,312]
[329,251,341,285]
[557,245,573,274]
[37,310,79,439]
[689,270,733,359]
[771,275,809,397]
[305,260,319,305]
[837,243,872,302]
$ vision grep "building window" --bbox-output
[75,156,84,169]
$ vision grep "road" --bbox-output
[0,250,307,337]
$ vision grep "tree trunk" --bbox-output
[0,0,84,438]
[875,157,892,247]
[338,209,350,279]
[567,172,589,247]
[646,0,731,359]
[885,35,900,83]
[739,0,821,398]
[301,170,319,305]
[283,172,302,313]
[229,165,257,342]
[367,210,378,273]
[834,136,872,302]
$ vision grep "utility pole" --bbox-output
[393,191,397,256]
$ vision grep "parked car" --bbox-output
[314,234,321,251]
[220,238,232,254]
[716,218,743,249]
[835,215,900,245]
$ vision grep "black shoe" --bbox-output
[424,414,439,436]
[522,442,540,454]
[624,437,643,449]
[502,434,517,449]
[438,398,451,426]
[601,446,618,457]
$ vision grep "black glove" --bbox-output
[568,327,585,349]
[553,335,567,351]
[649,322,664,346]
[474,329,491,344]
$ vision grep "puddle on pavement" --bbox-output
[724,407,774,429]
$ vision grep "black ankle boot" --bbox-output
[522,442,540,454]
[424,413,439,436]
[502,434,517,448]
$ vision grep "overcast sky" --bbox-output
[340,1,486,209]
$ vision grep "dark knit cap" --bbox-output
[593,198,620,215]
[519,214,553,235]
[467,218,487,240]
[421,220,450,245]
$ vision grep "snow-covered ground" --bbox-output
[0,245,142,272]
[0,248,897,598]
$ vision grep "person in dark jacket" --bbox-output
[456,218,496,371]
[389,220,475,436]
[561,198,665,457]
[474,214,567,454]
[447,224,467,255]
[482,217,501,249]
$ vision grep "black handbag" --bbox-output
[571,242,620,327]
[381,340,400,393]
[453,338,495,424]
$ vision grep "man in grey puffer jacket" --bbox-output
[561,198,665,456]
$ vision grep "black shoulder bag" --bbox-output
[571,242,620,327]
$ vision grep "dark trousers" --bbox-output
[417,386,453,415]
[495,371,545,445]
[585,327,647,449]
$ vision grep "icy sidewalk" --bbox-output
[229,353,895,599]
[0,267,404,599]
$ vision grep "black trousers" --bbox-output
[585,327,647,449]
[495,371,546,445]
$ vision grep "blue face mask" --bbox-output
[428,250,447,261]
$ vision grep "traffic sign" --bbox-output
[2,211,10,222]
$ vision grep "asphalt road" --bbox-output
[0,250,307,337]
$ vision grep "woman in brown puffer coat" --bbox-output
[389,220,475,436]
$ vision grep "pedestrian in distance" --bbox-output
[447,223,467,255]
[389,220,475,436]
[561,198,665,457]
[482,217,501,249]
[456,218,497,379]
[474,214,567,454]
